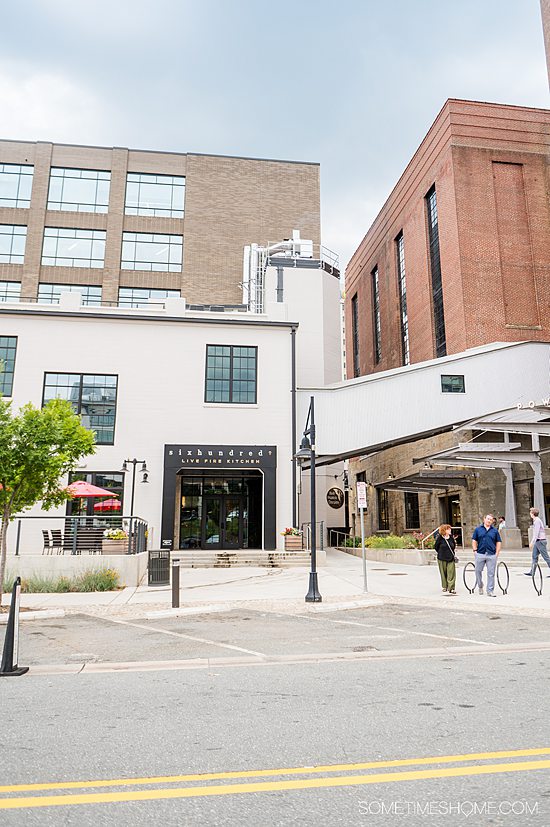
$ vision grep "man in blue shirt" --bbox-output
[472,513,502,597]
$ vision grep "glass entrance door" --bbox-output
[202,495,243,550]
[203,497,222,549]
[440,495,463,545]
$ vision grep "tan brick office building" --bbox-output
[343,99,550,543]
[0,140,320,306]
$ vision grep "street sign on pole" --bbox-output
[356,482,368,592]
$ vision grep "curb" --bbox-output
[145,605,233,619]
[0,609,65,624]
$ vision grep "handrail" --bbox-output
[328,528,350,548]
[301,521,325,551]
[421,525,464,551]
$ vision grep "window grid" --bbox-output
[426,186,446,358]
[42,373,118,445]
[0,164,33,208]
[351,293,360,378]
[372,266,381,365]
[38,283,102,306]
[377,488,389,531]
[121,232,183,272]
[118,287,181,308]
[0,225,27,264]
[404,492,420,529]
[205,345,257,404]
[47,167,111,213]
[125,173,185,217]
[42,228,106,268]
[441,375,465,394]
[0,336,17,396]
[67,471,124,519]
[0,282,21,302]
[396,233,410,366]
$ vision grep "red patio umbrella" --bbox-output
[67,480,119,498]
[93,498,121,512]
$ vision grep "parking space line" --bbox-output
[101,617,267,658]
[325,618,494,646]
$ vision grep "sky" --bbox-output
[1,0,548,270]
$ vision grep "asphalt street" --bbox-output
[1,603,550,825]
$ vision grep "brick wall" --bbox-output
[344,100,550,379]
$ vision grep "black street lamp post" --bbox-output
[295,395,322,603]
[120,458,149,517]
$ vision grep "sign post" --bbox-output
[356,482,368,593]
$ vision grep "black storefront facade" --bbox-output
[161,445,277,551]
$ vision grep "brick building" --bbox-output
[0,140,320,307]
[345,99,550,379]
[343,99,550,544]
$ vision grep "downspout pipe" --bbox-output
[291,326,297,527]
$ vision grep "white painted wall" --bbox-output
[3,308,295,550]
[298,342,550,458]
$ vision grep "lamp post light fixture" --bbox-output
[294,395,322,603]
[120,458,149,517]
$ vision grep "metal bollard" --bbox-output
[171,558,180,609]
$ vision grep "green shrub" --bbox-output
[365,534,407,548]
[2,568,119,594]
[344,536,362,547]
[75,568,119,592]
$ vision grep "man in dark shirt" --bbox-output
[472,513,502,597]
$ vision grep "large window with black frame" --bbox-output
[351,293,360,377]
[377,487,389,531]
[426,185,446,357]
[396,232,410,366]
[0,336,17,396]
[66,471,124,526]
[42,373,118,444]
[205,345,257,404]
[404,491,420,530]
[371,266,381,365]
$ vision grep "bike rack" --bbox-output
[532,563,543,597]
[463,560,509,595]
[463,561,476,594]
[496,560,509,595]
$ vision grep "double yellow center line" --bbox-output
[0,748,548,810]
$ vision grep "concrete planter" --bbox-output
[101,539,128,555]
[283,535,303,551]
[342,545,437,566]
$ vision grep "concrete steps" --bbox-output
[456,550,531,568]
[173,550,313,568]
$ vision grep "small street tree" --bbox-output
[0,397,95,606]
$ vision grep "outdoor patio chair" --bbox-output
[50,529,65,555]
[42,530,53,555]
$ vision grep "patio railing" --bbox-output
[5,514,148,556]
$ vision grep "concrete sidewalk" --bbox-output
[5,547,550,619]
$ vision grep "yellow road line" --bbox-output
[0,748,548,796]
[0,758,549,810]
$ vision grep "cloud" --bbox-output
[0,60,108,145]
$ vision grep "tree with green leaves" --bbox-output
[0,397,95,605]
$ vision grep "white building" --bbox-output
[0,240,343,561]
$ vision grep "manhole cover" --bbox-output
[68,653,99,663]
[387,572,408,576]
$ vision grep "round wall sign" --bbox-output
[326,487,345,509]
